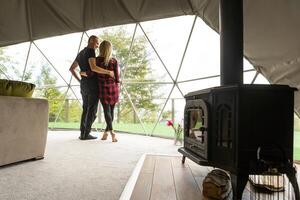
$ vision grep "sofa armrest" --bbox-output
[0,96,49,166]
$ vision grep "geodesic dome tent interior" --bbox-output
[0,0,300,137]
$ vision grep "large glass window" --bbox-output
[2,14,296,159]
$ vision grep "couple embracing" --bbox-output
[70,35,119,142]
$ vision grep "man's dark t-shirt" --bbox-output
[75,47,98,95]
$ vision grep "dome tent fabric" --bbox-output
[0,0,198,47]
[1,0,300,114]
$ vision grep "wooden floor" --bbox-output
[128,155,300,200]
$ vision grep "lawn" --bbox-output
[49,122,176,138]
[294,131,300,160]
[48,122,300,160]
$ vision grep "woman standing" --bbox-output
[81,40,119,142]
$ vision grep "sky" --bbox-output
[1,15,269,122]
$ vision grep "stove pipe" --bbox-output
[220,0,243,86]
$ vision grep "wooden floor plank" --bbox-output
[171,156,189,169]
[130,156,156,200]
[150,156,177,200]
[171,157,202,200]
[129,155,300,200]
[141,155,156,173]
[130,173,155,200]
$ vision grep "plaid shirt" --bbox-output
[96,57,120,105]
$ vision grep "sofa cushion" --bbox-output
[0,79,35,97]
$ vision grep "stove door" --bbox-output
[184,99,209,159]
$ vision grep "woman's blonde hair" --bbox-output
[99,40,112,66]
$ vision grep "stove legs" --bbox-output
[286,165,300,200]
[229,165,299,200]
[230,173,248,200]
[182,156,186,164]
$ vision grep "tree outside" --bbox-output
[67,100,82,122]
[99,27,164,123]
[0,47,32,81]
[34,64,82,123]
[0,48,10,79]
[34,64,67,122]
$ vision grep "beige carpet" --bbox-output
[0,131,180,200]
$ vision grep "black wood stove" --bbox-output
[178,0,300,199]
[179,84,299,199]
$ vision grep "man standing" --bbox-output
[69,35,114,140]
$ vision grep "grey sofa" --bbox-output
[0,96,48,166]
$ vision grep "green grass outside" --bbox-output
[294,131,300,160]
[49,122,177,139]
[48,122,300,160]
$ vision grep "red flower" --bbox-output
[166,120,174,127]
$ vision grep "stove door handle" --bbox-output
[199,127,207,132]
